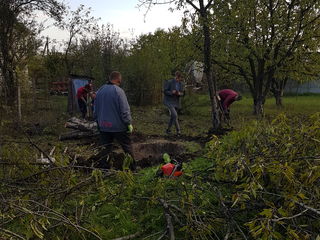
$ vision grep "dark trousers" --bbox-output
[99,131,136,170]
[78,99,87,118]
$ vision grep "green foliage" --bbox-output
[163,153,171,163]
[1,95,320,239]
[120,28,195,105]
[207,113,320,239]
[0,0,65,102]
[122,154,134,170]
[212,0,320,111]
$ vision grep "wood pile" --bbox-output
[60,117,99,140]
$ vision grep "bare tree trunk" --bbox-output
[65,34,74,75]
[0,2,16,106]
[32,77,37,110]
[274,92,282,106]
[271,77,287,107]
[1,59,16,105]
[199,1,221,131]
[252,67,271,116]
[67,77,74,114]
[253,97,265,116]
[17,82,21,121]
[253,75,266,115]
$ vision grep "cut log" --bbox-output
[60,117,99,141]
[65,117,97,132]
[59,130,99,141]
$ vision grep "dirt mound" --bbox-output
[86,138,199,170]
[133,139,187,167]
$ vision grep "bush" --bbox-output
[207,113,320,239]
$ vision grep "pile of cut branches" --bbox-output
[207,113,320,239]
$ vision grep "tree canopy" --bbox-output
[212,0,320,113]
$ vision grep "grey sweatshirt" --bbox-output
[94,83,132,132]
[163,79,184,108]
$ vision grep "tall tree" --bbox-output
[57,5,99,75]
[0,0,65,105]
[271,51,320,106]
[212,0,320,114]
[98,24,126,81]
[139,0,221,130]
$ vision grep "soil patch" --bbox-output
[86,138,200,170]
[133,139,187,167]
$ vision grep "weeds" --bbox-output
[0,95,319,239]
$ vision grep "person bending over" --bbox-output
[77,83,92,118]
[94,71,136,170]
[218,89,242,119]
[163,71,184,136]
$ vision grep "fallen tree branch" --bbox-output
[13,165,111,183]
[159,199,175,240]
[260,191,320,216]
[157,230,168,240]
[0,227,26,240]
[60,130,99,141]
[111,232,141,240]
[216,187,248,240]
[142,231,163,239]
[294,201,320,216]
[8,200,102,240]
[271,209,308,222]
[23,131,54,164]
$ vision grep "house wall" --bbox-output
[285,79,320,94]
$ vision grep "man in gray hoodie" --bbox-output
[94,71,135,170]
[163,71,184,135]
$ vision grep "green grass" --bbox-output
[133,94,320,136]
[1,94,319,239]
[1,94,319,140]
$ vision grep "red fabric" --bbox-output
[173,171,183,177]
[77,86,88,99]
[161,163,183,177]
[218,89,238,110]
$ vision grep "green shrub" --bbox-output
[207,113,320,239]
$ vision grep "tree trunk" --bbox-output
[200,3,221,131]
[253,97,265,115]
[17,83,21,121]
[273,90,282,106]
[32,77,37,110]
[65,35,73,75]
[1,58,16,105]
[271,78,287,107]
[251,66,270,116]
[0,4,16,106]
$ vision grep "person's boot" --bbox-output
[166,129,171,135]
[176,129,181,137]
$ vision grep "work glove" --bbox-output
[128,124,134,134]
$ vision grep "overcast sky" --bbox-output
[40,0,183,44]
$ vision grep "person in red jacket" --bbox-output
[218,89,242,119]
[77,84,92,118]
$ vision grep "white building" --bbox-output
[285,79,320,94]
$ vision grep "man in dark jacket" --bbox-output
[94,71,135,170]
[163,71,184,135]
